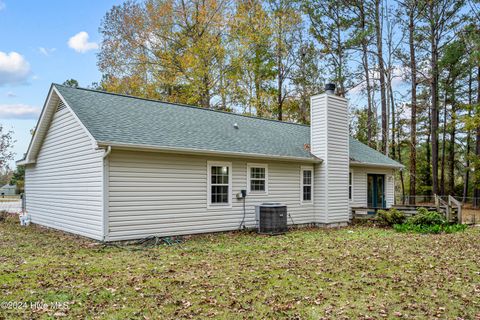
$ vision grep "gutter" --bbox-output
[349,160,404,170]
[97,141,322,163]
[102,145,112,159]
[16,159,30,166]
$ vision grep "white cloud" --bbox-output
[0,51,31,86]
[6,91,16,97]
[67,31,98,53]
[0,104,40,119]
[0,1,5,11]
[38,47,56,56]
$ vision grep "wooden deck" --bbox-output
[352,194,476,224]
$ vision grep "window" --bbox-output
[207,162,232,207]
[349,172,353,200]
[301,167,313,202]
[247,164,268,194]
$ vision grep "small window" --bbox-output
[208,162,232,207]
[247,164,268,194]
[301,167,313,202]
[349,172,353,200]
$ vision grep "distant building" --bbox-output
[0,184,17,196]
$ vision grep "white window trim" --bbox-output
[349,170,354,202]
[247,163,268,195]
[300,166,313,204]
[207,161,232,209]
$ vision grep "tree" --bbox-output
[374,0,388,155]
[288,41,324,124]
[439,39,467,195]
[351,107,374,145]
[420,0,464,195]
[267,0,303,120]
[62,79,79,88]
[98,0,232,108]
[398,0,421,204]
[347,0,375,147]
[10,165,24,193]
[305,0,353,97]
[229,0,275,116]
[0,125,14,173]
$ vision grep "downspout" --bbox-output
[103,145,112,159]
[102,145,111,242]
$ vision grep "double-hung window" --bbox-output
[247,164,268,194]
[208,162,232,207]
[301,167,313,203]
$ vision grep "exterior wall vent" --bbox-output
[56,102,67,113]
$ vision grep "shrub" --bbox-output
[393,207,467,234]
[376,208,406,227]
[407,208,446,226]
[394,223,467,234]
[0,210,7,223]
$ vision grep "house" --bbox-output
[17,84,403,241]
[0,184,17,196]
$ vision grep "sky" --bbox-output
[0,0,415,170]
[0,0,122,168]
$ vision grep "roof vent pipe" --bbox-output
[325,83,336,95]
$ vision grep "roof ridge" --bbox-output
[53,83,310,128]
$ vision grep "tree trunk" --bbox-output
[474,66,480,208]
[374,0,388,155]
[397,112,405,201]
[429,2,439,195]
[276,10,283,121]
[448,95,456,196]
[426,106,432,196]
[390,83,395,160]
[277,55,283,121]
[390,81,404,200]
[463,71,472,203]
[440,90,447,195]
[359,3,374,148]
[408,5,417,205]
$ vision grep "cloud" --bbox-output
[67,31,98,53]
[0,51,31,86]
[0,1,5,11]
[6,91,16,98]
[0,104,40,119]
[38,47,56,56]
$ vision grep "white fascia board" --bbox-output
[52,86,98,150]
[19,85,56,165]
[20,86,100,165]
[97,141,322,163]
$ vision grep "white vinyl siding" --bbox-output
[310,94,350,224]
[349,166,395,209]
[107,150,316,241]
[25,106,104,240]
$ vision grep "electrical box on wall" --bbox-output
[236,189,247,199]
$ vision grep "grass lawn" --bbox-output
[1,216,480,319]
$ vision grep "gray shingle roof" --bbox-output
[55,84,402,167]
[349,139,402,167]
